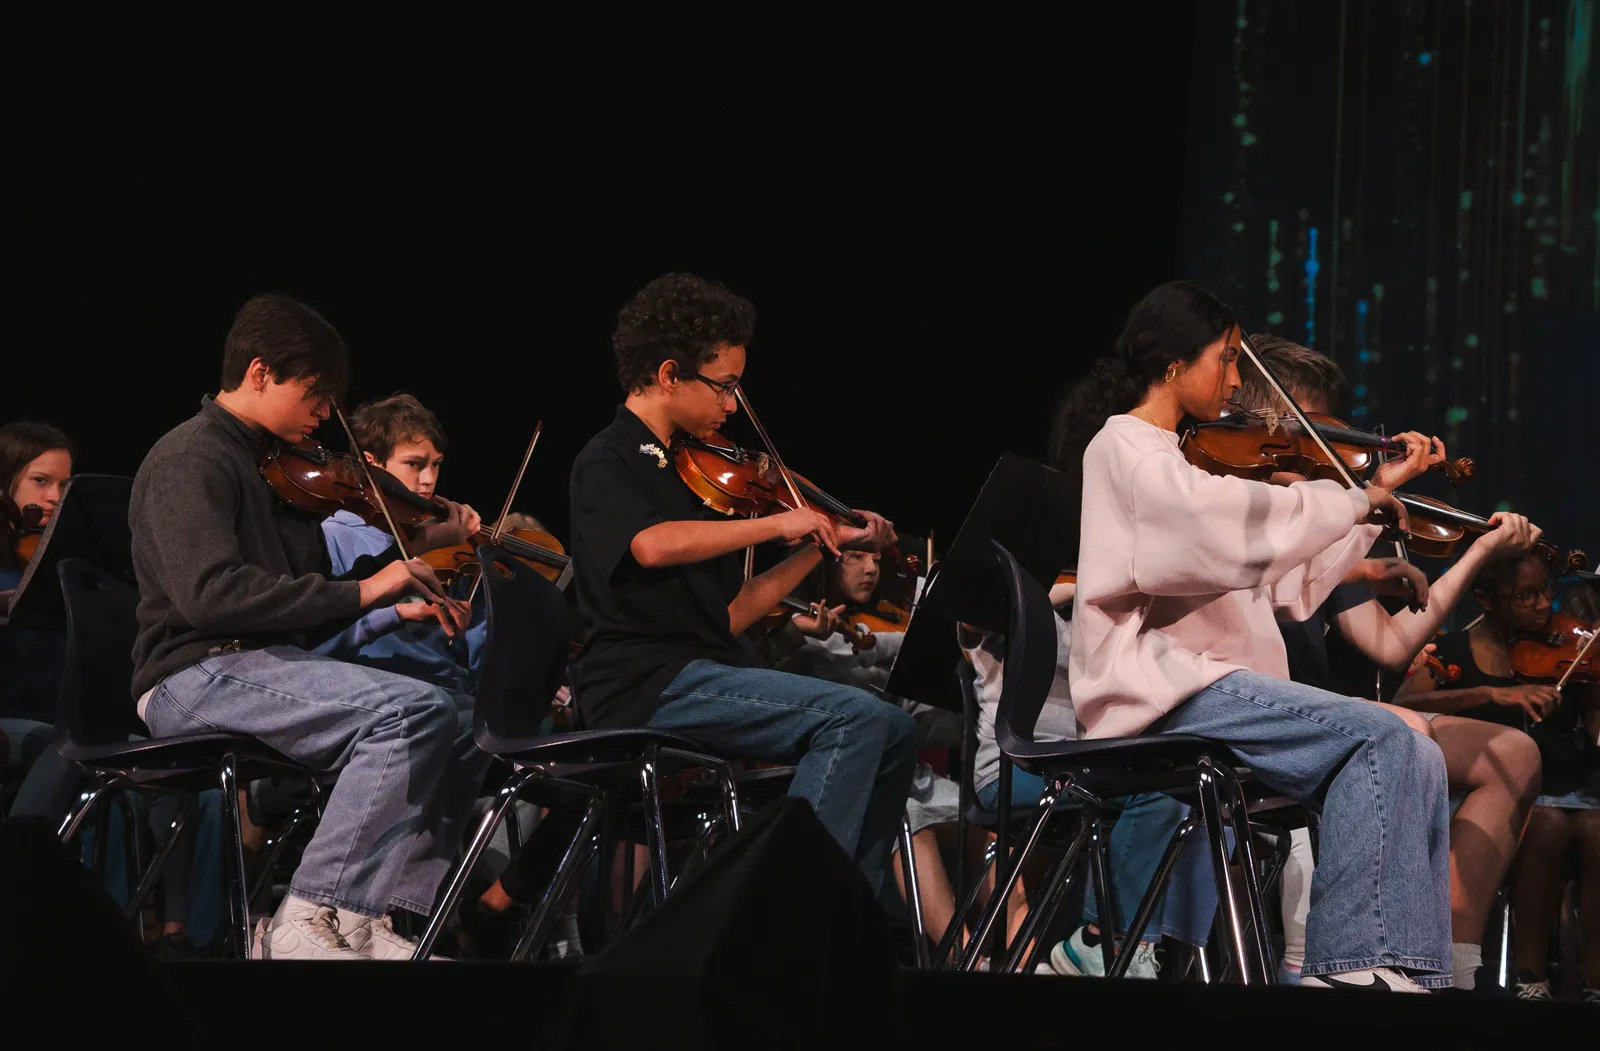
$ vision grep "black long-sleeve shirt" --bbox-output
[129,396,395,697]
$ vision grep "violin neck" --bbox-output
[1392,493,1492,531]
[469,527,570,569]
[794,476,866,528]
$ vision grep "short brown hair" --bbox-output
[1234,334,1346,412]
[349,393,448,464]
[220,293,349,402]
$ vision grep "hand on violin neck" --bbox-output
[411,498,482,554]
[1370,432,1447,492]
[1475,512,1541,560]
[1350,557,1431,607]
[835,509,897,554]
[793,603,847,639]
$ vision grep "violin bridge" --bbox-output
[1264,410,1281,435]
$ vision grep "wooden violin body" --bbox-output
[259,438,569,582]
[1394,493,1587,572]
[674,432,867,527]
[0,494,44,568]
[1183,411,1475,485]
[1511,613,1599,685]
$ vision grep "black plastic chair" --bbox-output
[955,542,1284,982]
[53,558,311,958]
[411,547,742,961]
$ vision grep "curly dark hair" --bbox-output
[1046,280,1236,473]
[612,274,756,394]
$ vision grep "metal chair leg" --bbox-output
[1196,758,1254,984]
[1088,814,1118,974]
[1001,817,1095,974]
[1217,765,1275,983]
[959,779,1065,973]
[218,753,253,959]
[638,745,671,906]
[125,801,190,924]
[671,813,723,893]
[412,768,535,960]
[59,780,117,843]
[899,814,931,970]
[1108,810,1201,978]
[511,796,605,961]
[1492,885,1513,989]
[934,839,995,970]
[119,795,144,913]
[248,806,311,911]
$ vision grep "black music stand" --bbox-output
[3,475,134,632]
[884,452,1078,714]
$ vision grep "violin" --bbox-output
[1183,409,1476,485]
[0,494,43,568]
[1419,653,1462,683]
[1510,612,1600,686]
[258,438,570,582]
[1392,493,1587,572]
[761,595,877,651]
[421,528,568,586]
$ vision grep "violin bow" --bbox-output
[733,387,810,514]
[1235,331,1423,610]
[333,404,414,561]
[467,421,544,604]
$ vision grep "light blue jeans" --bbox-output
[648,660,919,893]
[144,646,488,918]
[1154,670,1452,987]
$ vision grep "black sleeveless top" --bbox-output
[1429,628,1521,729]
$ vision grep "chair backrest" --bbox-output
[989,540,1059,758]
[472,545,573,747]
[56,557,144,747]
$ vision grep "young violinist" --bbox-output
[566,272,916,892]
[130,293,486,961]
[319,392,489,692]
[1063,280,1452,991]
[1236,336,1545,990]
[1395,553,1600,1002]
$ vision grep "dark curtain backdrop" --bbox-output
[1184,0,1600,559]
[7,7,1197,548]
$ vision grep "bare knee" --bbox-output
[1374,701,1435,740]
[1499,729,1543,804]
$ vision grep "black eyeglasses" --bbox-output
[689,373,742,399]
[1503,583,1555,609]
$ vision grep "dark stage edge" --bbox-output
[161,962,1589,1048]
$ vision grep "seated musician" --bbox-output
[1396,552,1600,1002]
[1237,335,1543,991]
[1,422,81,820]
[130,293,487,961]
[319,392,489,691]
[1062,280,1452,992]
[566,272,917,892]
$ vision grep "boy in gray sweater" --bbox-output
[131,294,485,960]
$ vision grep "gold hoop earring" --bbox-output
[1165,364,1179,384]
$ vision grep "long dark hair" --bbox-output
[1047,281,1236,473]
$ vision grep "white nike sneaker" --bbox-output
[1302,967,1429,992]
[1049,926,1159,979]
[342,913,450,961]
[251,897,366,961]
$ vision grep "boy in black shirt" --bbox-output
[568,273,917,892]
[131,294,487,960]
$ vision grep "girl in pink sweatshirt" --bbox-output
[1058,281,1452,992]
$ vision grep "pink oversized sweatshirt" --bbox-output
[1068,415,1382,738]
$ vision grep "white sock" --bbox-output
[335,908,377,936]
[1452,942,1482,989]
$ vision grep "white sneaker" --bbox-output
[1048,926,1159,979]
[1302,967,1429,992]
[342,913,449,961]
[251,897,365,961]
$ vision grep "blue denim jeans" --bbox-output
[978,773,1218,945]
[1154,670,1452,986]
[648,660,918,893]
[144,646,488,918]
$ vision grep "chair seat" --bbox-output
[1005,732,1253,799]
[61,731,306,779]
[475,725,721,769]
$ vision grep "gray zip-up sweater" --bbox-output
[129,396,396,697]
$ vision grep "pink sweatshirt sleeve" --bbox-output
[1270,523,1384,620]
[1127,453,1372,597]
